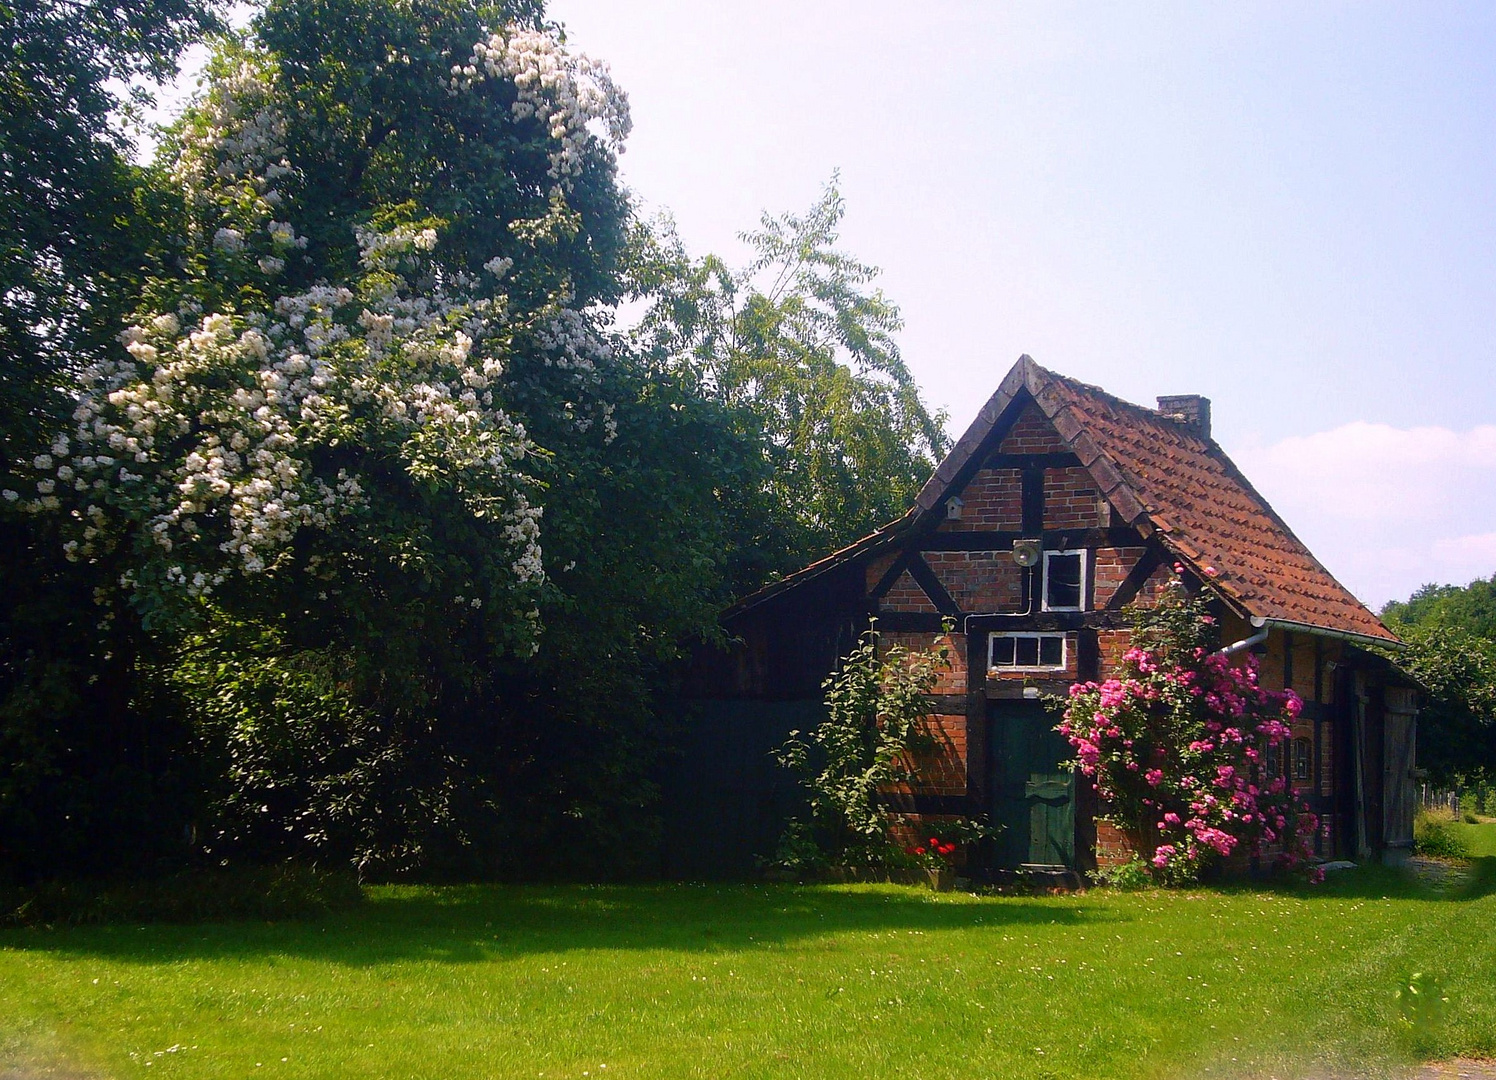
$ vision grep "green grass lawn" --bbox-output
[3,866,1494,1080]
[1452,821,1496,857]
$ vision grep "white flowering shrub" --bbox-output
[1,0,753,878]
[7,21,631,642]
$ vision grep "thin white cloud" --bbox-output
[1232,423,1496,608]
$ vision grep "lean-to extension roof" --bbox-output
[731,355,1397,645]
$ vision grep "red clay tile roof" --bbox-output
[733,356,1397,644]
[1029,363,1397,644]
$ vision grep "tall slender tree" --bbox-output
[629,178,949,585]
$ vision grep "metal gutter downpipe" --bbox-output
[1248,616,1403,652]
[1218,620,1270,657]
[1217,615,1400,657]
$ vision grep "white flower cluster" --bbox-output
[17,219,554,596]
[534,307,617,442]
[172,54,305,277]
[6,41,633,614]
[353,222,439,271]
[449,26,631,181]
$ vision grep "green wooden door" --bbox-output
[988,700,1075,868]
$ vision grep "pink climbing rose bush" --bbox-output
[1061,578,1320,884]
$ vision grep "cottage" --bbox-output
[668,356,1418,879]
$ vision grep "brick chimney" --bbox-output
[1156,395,1211,440]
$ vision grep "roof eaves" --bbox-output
[721,508,918,621]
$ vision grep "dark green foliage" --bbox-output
[774,623,963,871]
[0,0,219,885]
[1382,578,1496,787]
[0,0,219,468]
[0,865,362,927]
[1384,575,1496,642]
[0,0,946,886]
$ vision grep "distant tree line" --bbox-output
[1382,575,1496,791]
[0,0,945,882]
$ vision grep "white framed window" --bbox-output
[1042,548,1086,611]
[989,632,1067,672]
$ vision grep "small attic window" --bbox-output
[1042,549,1085,611]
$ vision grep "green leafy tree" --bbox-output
[1383,575,1496,642]
[0,0,220,468]
[0,0,221,882]
[629,178,949,585]
[3,0,761,879]
[1387,628,1496,788]
[1383,578,1496,788]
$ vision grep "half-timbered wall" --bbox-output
[676,384,1414,877]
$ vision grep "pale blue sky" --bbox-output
[547,0,1496,607]
[154,2,1496,607]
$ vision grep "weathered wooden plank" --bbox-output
[983,452,1081,470]
[868,550,913,600]
[872,611,949,633]
[1021,467,1045,534]
[967,611,1132,632]
[917,527,1146,552]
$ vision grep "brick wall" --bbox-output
[1288,636,1318,700]
[1092,546,1148,610]
[1097,628,1132,678]
[998,403,1067,454]
[1094,820,1141,869]
[941,467,1022,531]
[1133,562,1177,607]
[1043,466,1101,530]
[898,713,968,796]
[927,551,1024,613]
[882,570,937,613]
[882,631,967,696]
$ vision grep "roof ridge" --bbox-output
[726,356,1396,643]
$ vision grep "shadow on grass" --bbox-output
[0,882,1123,968]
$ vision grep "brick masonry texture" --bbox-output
[866,553,898,594]
[1094,821,1137,870]
[941,468,1022,531]
[1133,562,1177,607]
[1043,466,1101,530]
[1092,546,1147,610]
[927,551,1023,613]
[1097,629,1132,679]
[997,403,1067,454]
[883,569,937,613]
[882,631,967,696]
[899,713,967,797]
